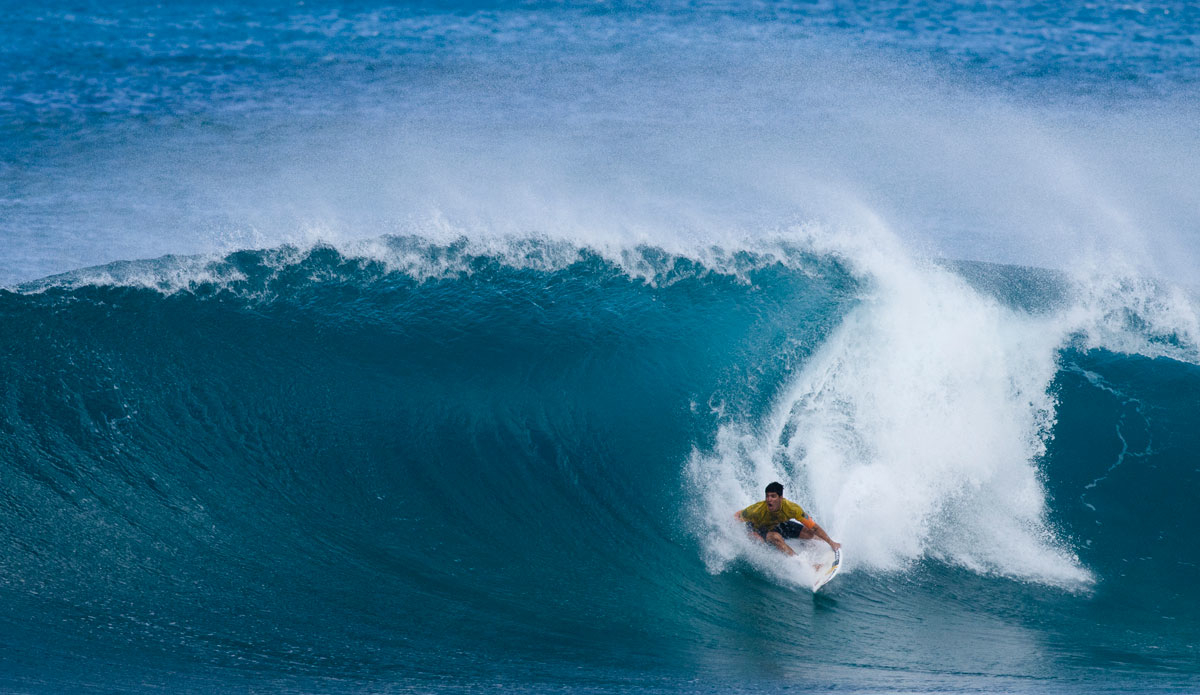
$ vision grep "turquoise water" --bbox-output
[2,2,1199,692]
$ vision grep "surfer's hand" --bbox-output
[829,541,841,552]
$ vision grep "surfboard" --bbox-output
[811,547,842,592]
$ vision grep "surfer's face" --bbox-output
[765,491,781,511]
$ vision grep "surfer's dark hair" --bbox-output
[765,481,784,496]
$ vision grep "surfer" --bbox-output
[734,482,840,557]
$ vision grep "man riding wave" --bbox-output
[735,481,840,557]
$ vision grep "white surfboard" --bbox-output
[811,547,842,592]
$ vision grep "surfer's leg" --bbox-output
[764,529,797,556]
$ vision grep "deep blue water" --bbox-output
[3,2,1200,693]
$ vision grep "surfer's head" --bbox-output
[765,481,784,510]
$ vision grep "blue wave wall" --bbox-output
[2,242,1198,692]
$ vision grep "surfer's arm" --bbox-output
[810,522,840,552]
[734,509,767,542]
[796,514,840,551]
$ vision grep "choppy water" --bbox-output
[2,2,1199,692]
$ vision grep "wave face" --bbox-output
[2,240,1199,692]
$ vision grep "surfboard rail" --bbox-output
[812,547,842,592]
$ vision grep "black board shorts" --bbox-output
[747,520,808,540]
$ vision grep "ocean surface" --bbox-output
[3,1,1200,693]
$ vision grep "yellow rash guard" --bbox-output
[739,499,817,531]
